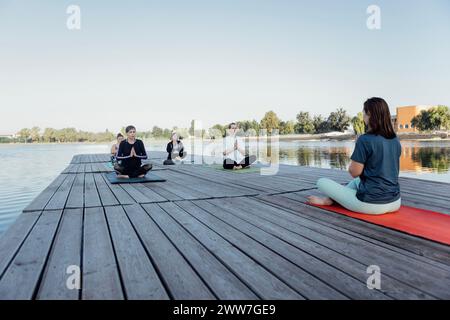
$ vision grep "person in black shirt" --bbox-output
[114,125,152,178]
[164,132,186,165]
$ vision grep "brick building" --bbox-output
[391,105,431,133]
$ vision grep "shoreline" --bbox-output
[1,132,449,145]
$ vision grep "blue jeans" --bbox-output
[317,177,401,215]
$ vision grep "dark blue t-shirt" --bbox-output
[350,133,402,204]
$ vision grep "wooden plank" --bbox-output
[268,191,450,267]
[236,197,450,299]
[0,210,63,299]
[161,170,259,197]
[148,179,211,200]
[120,184,153,203]
[45,174,76,210]
[102,175,136,205]
[93,173,119,207]
[169,165,278,193]
[264,192,450,272]
[104,206,169,299]
[36,209,83,300]
[82,207,123,300]
[23,175,67,212]
[132,184,168,203]
[70,155,81,164]
[123,204,215,299]
[197,198,432,300]
[76,164,85,173]
[62,164,74,174]
[144,183,183,201]
[84,173,101,208]
[174,201,351,299]
[0,212,41,278]
[400,193,450,215]
[253,194,450,277]
[141,203,258,299]
[152,202,303,299]
[66,173,85,209]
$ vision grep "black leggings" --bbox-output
[223,155,256,170]
[114,163,152,178]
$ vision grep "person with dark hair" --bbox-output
[308,98,402,214]
[164,132,186,165]
[223,122,256,170]
[114,125,152,178]
[111,133,124,163]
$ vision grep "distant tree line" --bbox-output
[208,107,355,138]
[14,127,115,143]
[7,106,447,144]
[7,126,191,144]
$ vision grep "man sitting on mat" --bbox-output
[114,125,152,178]
[308,97,401,215]
[164,132,186,165]
[222,122,256,170]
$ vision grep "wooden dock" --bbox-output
[0,151,449,300]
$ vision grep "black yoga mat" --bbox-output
[105,172,166,184]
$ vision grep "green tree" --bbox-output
[17,128,31,142]
[235,120,258,135]
[327,108,351,132]
[249,120,260,134]
[237,120,251,132]
[351,112,365,135]
[260,110,281,134]
[294,112,315,134]
[162,128,172,139]
[43,128,57,142]
[209,124,225,138]
[151,126,163,137]
[30,126,41,142]
[313,115,329,133]
[411,111,428,131]
[412,106,450,131]
[279,120,295,135]
[430,105,450,130]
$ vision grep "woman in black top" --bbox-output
[114,126,152,178]
[164,132,186,165]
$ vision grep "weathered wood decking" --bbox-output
[0,152,449,300]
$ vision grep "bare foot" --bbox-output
[307,195,334,205]
[233,165,243,170]
[117,175,129,179]
[138,174,145,178]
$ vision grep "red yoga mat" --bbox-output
[310,203,450,246]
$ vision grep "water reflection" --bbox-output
[273,140,450,176]
[406,146,450,173]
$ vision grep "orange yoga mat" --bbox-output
[310,204,450,246]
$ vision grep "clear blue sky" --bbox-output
[1,0,449,134]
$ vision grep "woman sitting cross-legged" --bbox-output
[164,132,186,165]
[308,97,402,215]
[114,125,152,178]
[110,132,124,164]
[222,122,256,170]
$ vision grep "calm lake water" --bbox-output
[0,140,449,235]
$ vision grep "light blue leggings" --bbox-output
[316,177,401,215]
